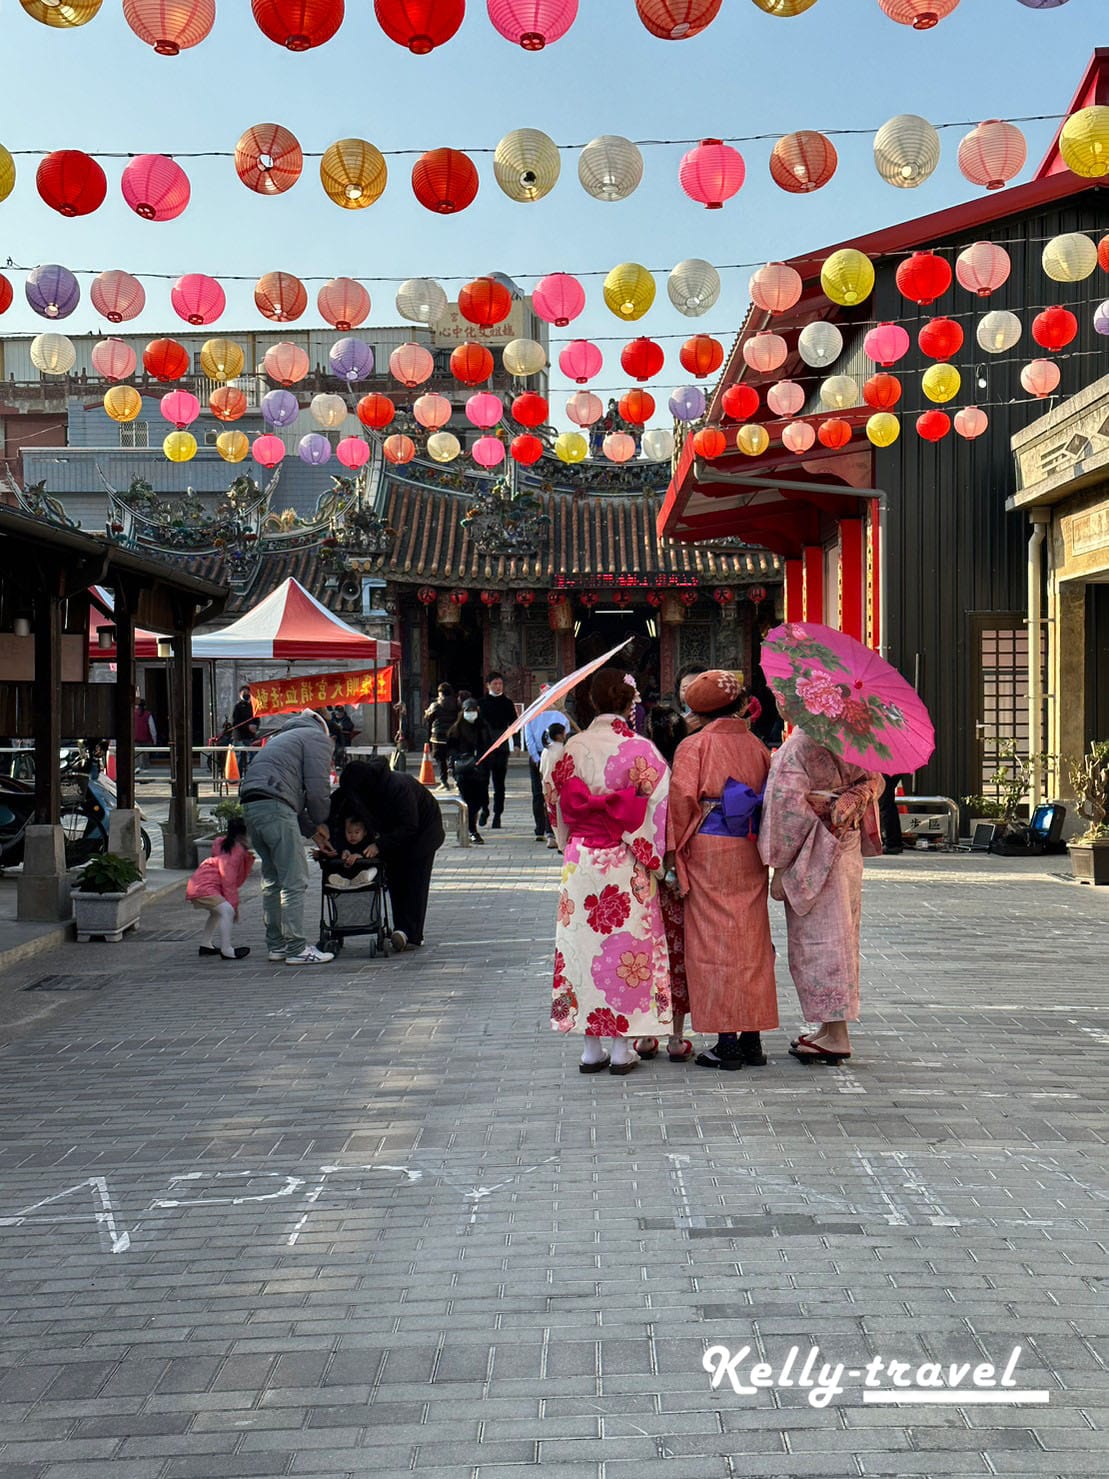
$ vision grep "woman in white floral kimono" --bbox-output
[550,667,672,1076]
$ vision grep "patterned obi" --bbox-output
[560,777,648,848]
[699,777,764,839]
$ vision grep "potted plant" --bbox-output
[1064,740,1109,885]
[962,740,1042,840]
[960,794,1007,834]
[72,853,145,942]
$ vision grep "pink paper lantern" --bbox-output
[1020,359,1061,398]
[603,432,636,464]
[121,154,190,221]
[487,0,578,50]
[559,339,602,384]
[679,138,745,209]
[263,341,310,385]
[955,241,1011,297]
[782,420,816,455]
[170,273,225,326]
[337,435,373,469]
[749,262,803,315]
[160,389,200,428]
[466,391,504,429]
[863,322,911,367]
[566,391,603,427]
[766,380,805,418]
[317,276,370,330]
[389,341,434,387]
[382,433,416,465]
[252,433,286,468]
[958,120,1027,191]
[91,338,137,381]
[954,406,989,440]
[532,272,586,326]
[413,392,452,430]
[742,331,788,374]
[472,434,506,468]
[91,270,146,324]
[123,0,215,53]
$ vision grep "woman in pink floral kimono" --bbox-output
[759,723,883,1064]
[550,667,672,1076]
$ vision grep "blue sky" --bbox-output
[0,0,1104,409]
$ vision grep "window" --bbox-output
[971,617,1044,796]
[119,421,149,449]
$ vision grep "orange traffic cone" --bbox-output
[896,783,907,815]
[418,743,436,787]
[224,746,240,784]
[104,744,117,782]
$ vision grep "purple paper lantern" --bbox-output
[329,336,375,383]
[1094,300,1109,337]
[298,432,333,465]
[669,384,706,422]
[261,388,299,427]
[26,264,80,320]
[1016,1,1069,7]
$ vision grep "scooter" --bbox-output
[0,747,151,870]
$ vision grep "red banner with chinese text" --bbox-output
[249,667,395,718]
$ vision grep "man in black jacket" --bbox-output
[478,672,517,829]
[230,685,259,773]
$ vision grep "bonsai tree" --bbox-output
[963,739,1041,829]
[1065,740,1109,843]
[75,853,143,895]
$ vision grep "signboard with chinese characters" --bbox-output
[431,300,527,347]
[552,574,700,590]
[249,666,395,718]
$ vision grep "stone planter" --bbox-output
[73,880,145,942]
[1068,839,1109,886]
[193,834,220,869]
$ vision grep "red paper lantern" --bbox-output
[515,589,536,605]
[382,433,416,465]
[0,275,12,316]
[916,409,951,442]
[722,384,759,420]
[374,0,464,52]
[252,0,344,50]
[621,337,665,381]
[680,334,724,378]
[480,589,502,606]
[693,425,726,460]
[142,338,189,382]
[511,433,545,465]
[417,585,438,604]
[458,276,512,328]
[619,389,655,425]
[895,250,953,306]
[210,386,248,421]
[863,374,902,410]
[1099,236,1109,274]
[450,342,494,385]
[36,150,107,217]
[255,271,307,323]
[512,391,548,427]
[917,317,964,360]
[357,392,395,429]
[124,0,215,52]
[817,418,852,451]
[1032,306,1078,352]
[412,147,479,214]
[748,585,767,605]
[235,123,303,195]
[635,0,721,40]
[317,276,370,330]
[769,130,838,194]
[450,589,469,605]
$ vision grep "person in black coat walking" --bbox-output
[478,672,517,829]
[423,683,459,788]
[446,700,494,845]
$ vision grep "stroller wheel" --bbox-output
[367,936,378,959]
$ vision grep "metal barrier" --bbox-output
[898,795,960,849]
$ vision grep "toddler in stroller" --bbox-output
[313,813,395,956]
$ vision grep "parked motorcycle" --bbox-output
[0,747,151,870]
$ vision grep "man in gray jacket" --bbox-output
[240,710,334,965]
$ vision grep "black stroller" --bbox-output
[316,857,394,958]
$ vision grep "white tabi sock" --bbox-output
[580,1037,607,1065]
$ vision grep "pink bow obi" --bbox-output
[560,776,647,848]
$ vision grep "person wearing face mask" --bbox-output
[478,672,517,829]
[446,700,495,845]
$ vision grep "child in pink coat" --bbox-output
[186,817,254,961]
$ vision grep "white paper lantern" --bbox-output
[494,128,560,202]
[797,320,843,368]
[767,380,805,417]
[641,427,674,461]
[427,431,461,463]
[1042,232,1098,283]
[310,392,348,428]
[395,277,448,326]
[502,338,547,376]
[874,114,941,188]
[976,310,1022,354]
[578,135,643,202]
[30,332,76,375]
[1021,359,1061,398]
[820,374,860,411]
[667,259,721,317]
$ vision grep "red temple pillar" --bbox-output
[783,558,804,623]
[867,499,881,651]
[801,545,824,623]
[838,519,865,642]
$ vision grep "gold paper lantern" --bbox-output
[163,430,197,463]
[1059,106,1109,180]
[736,423,770,456]
[310,392,348,429]
[0,144,15,205]
[820,249,875,307]
[866,412,901,448]
[819,374,860,411]
[922,363,961,404]
[320,138,388,209]
[30,332,76,375]
[427,431,462,463]
[603,262,656,321]
[751,0,818,13]
[494,128,560,202]
[199,337,244,381]
[502,338,547,377]
[216,430,249,463]
[20,0,102,25]
[104,385,143,423]
[1042,232,1098,283]
[554,431,588,463]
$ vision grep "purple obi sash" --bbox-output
[561,777,648,848]
[699,777,763,839]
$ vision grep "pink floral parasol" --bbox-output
[761,622,935,773]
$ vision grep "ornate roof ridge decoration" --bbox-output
[460,473,551,557]
[9,471,82,529]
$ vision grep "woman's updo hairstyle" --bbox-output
[590,666,637,717]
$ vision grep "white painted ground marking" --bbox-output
[0,1177,130,1253]
[286,1163,424,1246]
[872,1151,961,1227]
[463,1154,560,1227]
[665,1153,693,1222]
[835,1064,867,1095]
[853,1153,913,1227]
[1070,1021,1109,1049]
[150,1171,305,1208]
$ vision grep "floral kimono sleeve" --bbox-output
[616,736,670,878]
[758,737,840,916]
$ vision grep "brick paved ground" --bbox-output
[0,777,1106,1479]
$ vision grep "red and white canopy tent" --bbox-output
[191,578,399,664]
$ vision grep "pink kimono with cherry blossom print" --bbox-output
[550,715,673,1038]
